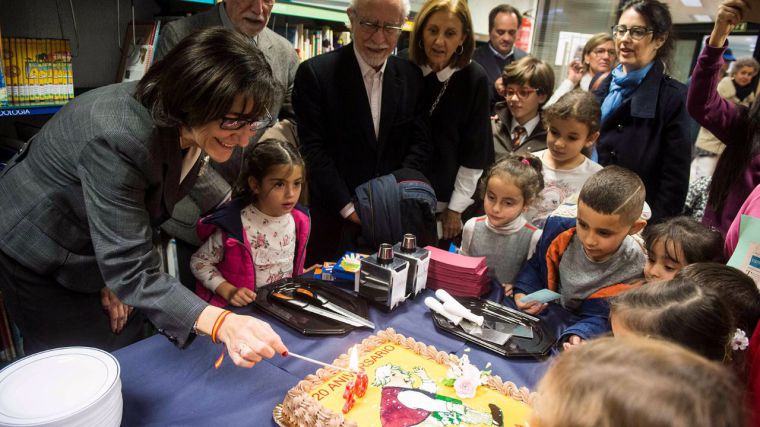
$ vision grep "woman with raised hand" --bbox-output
[408,0,493,242]
[688,0,760,241]
[545,33,616,107]
[0,28,287,367]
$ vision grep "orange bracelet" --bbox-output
[211,310,232,344]
[211,310,232,369]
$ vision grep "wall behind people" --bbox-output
[531,0,619,80]
[0,0,159,90]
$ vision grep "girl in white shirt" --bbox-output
[528,90,603,228]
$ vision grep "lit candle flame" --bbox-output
[349,345,359,372]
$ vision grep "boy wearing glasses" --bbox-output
[492,56,555,160]
[293,0,432,264]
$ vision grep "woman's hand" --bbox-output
[567,59,584,84]
[710,0,750,47]
[100,287,133,334]
[514,293,548,315]
[217,313,288,368]
[440,209,463,240]
[494,77,506,97]
[347,211,361,226]
[501,283,514,298]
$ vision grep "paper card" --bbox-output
[390,263,409,309]
[728,215,760,286]
[415,255,430,294]
[520,289,561,304]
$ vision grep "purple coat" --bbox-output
[195,197,310,308]
[687,43,760,236]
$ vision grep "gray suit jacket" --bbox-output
[155,2,300,245]
[0,82,206,347]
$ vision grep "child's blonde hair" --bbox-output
[480,153,544,205]
[533,336,745,427]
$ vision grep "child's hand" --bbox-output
[562,335,584,351]
[501,283,514,298]
[230,288,257,307]
[514,293,548,315]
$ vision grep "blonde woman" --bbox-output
[409,0,493,241]
[545,33,616,107]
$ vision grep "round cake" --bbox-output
[281,328,534,427]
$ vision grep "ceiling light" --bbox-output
[681,0,703,6]
[692,14,713,22]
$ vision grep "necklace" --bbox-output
[428,77,450,116]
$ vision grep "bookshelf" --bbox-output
[0,105,62,117]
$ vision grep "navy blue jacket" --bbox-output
[593,60,691,222]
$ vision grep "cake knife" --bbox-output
[294,287,375,329]
[270,292,366,328]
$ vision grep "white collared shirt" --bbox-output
[420,64,459,81]
[488,43,514,61]
[340,47,389,219]
[353,44,387,139]
[510,114,541,144]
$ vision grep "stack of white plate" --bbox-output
[0,347,122,427]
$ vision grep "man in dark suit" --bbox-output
[472,4,528,113]
[294,0,431,264]
[155,0,300,288]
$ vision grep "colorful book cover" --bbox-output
[2,37,14,105]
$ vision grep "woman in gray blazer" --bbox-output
[0,28,288,366]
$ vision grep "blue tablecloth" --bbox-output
[114,286,569,426]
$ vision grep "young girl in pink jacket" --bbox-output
[191,139,309,307]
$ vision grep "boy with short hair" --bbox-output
[512,166,647,349]
[492,56,555,159]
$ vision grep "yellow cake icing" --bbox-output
[282,328,533,427]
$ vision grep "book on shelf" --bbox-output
[0,35,73,107]
[273,23,350,62]
[0,26,7,107]
[116,20,161,83]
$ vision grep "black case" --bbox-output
[430,297,556,357]
[254,277,370,335]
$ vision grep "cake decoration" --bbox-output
[281,328,534,427]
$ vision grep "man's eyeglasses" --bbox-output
[592,47,617,57]
[219,108,273,131]
[506,87,539,99]
[352,12,403,36]
[611,25,654,41]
